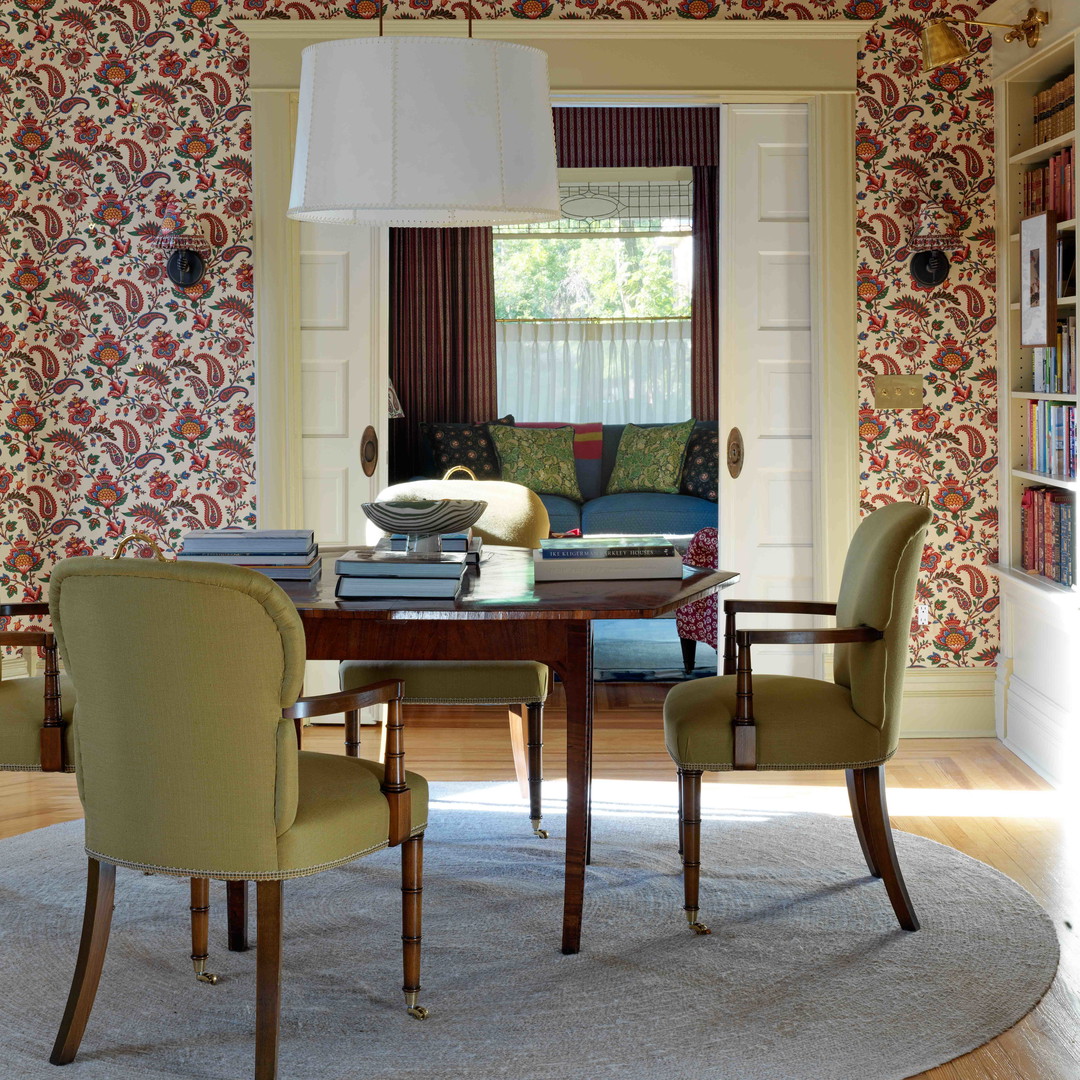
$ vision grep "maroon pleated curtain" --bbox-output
[388,227,497,481]
[554,107,720,421]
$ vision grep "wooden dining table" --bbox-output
[285,547,738,954]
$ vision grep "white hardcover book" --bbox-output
[532,551,685,582]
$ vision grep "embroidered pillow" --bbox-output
[680,425,719,501]
[606,419,696,495]
[420,416,514,480]
[489,424,583,502]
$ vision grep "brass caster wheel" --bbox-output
[196,971,219,985]
[531,819,549,839]
[689,922,711,936]
[407,1006,429,1020]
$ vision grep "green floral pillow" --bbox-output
[489,425,583,502]
[606,419,696,495]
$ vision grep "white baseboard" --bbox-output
[899,667,996,738]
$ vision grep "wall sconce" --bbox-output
[909,202,964,288]
[149,199,212,287]
[921,7,1049,71]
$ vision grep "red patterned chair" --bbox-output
[676,527,718,674]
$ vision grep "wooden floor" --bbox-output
[2,683,1076,1080]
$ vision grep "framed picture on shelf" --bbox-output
[1020,211,1057,346]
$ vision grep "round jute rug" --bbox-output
[0,781,1059,1080]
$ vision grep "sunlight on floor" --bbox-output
[431,778,1069,821]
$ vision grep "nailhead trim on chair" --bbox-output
[672,749,896,772]
[0,762,76,773]
[83,823,428,882]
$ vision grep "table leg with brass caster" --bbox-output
[402,834,428,1020]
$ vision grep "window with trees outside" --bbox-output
[493,172,693,423]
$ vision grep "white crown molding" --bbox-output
[235,18,866,43]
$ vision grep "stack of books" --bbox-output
[334,548,471,600]
[1020,488,1075,587]
[1032,72,1074,146]
[1027,400,1077,479]
[178,529,321,585]
[1033,316,1076,393]
[533,535,683,582]
[1023,148,1073,218]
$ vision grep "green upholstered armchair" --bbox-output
[47,557,429,1079]
[342,477,554,837]
[663,501,932,935]
[0,602,71,772]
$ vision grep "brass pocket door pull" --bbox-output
[726,427,744,479]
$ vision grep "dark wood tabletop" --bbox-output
[284,546,738,622]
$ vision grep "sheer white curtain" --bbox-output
[496,319,691,423]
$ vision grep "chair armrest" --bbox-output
[721,600,839,675]
[0,602,50,617]
[723,599,837,616]
[736,626,883,647]
[282,679,404,720]
[729,625,882,772]
[0,630,50,647]
[282,678,412,846]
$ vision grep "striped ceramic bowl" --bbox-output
[361,499,487,539]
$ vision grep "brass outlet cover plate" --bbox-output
[874,374,923,409]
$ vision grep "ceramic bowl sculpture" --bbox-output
[361,499,487,552]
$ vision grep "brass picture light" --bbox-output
[921,6,1049,71]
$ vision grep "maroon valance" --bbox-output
[554,107,720,169]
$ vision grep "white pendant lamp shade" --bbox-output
[288,37,560,227]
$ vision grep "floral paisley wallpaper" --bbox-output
[0,0,996,666]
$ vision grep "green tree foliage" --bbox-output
[494,235,692,320]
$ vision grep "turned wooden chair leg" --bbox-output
[679,637,698,675]
[51,858,116,1065]
[344,707,360,758]
[853,765,919,932]
[677,768,685,856]
[507,704,530,802]
[526,702,548,838]
[227,880,250,952]
[845,768,881,878]
[255,880,283,1080]
[190,877,219,984]
[401,834,428,1020]
[678,769,710,935]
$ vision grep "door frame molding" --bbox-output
[242,22,858,607]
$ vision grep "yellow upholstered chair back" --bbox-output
[832,501,932,741]
[48,558,306,877]
[377,479,550,549]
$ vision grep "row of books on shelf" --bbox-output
[1032,71,1074,146]
[334,532,481,599]
[178,529,321,584]
[1026,400,1077,479]
[1020,487,1075,588]
[1032,316,1076,394]
[1023,147,1073,218]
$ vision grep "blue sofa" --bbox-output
[537,422,718,536]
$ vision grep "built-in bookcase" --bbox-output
[990,11,1079,785]
[999,33,1077,595]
